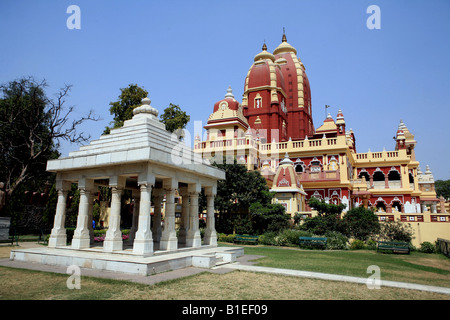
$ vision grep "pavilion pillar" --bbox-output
[160,178,178,251]
[203,186,217,246]
[186,183,201,248]
[103,176,125,252]
[72,178,95,249]
[133,182,154,255]
[48,180,71,248]
[152,188,164,243]
[177,187,189,244]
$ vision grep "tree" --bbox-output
[0,77,98,203]
[159,103,190,133]
[213,159,273,218]
[435,179,450,200]
[104,84,148,134]
[341,206,380,241]
[307,197,346,217]
[249,202,290,234]
[301,198,347,235]
[212,159,274,233]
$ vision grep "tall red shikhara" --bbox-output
[241,32,314,142]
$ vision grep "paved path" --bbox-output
[1,244,449,296]
[219,263,450,295]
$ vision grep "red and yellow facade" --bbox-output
[194,33,448,246]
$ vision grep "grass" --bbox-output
[1,265,449,300]
[241,245,450,287]
[0,243,449,300]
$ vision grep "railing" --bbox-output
[437,238,450,258]
[356,151,400,160]
[298,170,340,182]
[196,136,344,153]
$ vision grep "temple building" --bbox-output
[194,32,449,246]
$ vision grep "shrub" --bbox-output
[366,239,377,250]
[279,229,313,247]
[350,239,366,250]
[419,241,436,254]
[258,232,278,246]
[217,233,235,243]
[325,231,348,250]
[379,219,414,242]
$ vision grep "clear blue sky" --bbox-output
[1,0,449,179]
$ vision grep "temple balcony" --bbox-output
[353,149,410,164]
[297,169,340,182]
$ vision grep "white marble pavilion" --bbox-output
[46,96,225,256]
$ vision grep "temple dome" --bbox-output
[273,33,297,55]
[213,86,240,112]
[254,43,275,62]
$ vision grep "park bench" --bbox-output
[299,237,327,250]
[233,234,259,245]
[377,241,410,254]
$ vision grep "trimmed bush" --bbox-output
[419,241,436,253]
[350,239,366,250]
[258,232,278,246]
[217,233,235,243]
[279,229,313,247]
[366,239,377,250]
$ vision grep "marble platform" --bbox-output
[10,245,244,276]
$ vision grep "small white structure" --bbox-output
[10,97,242,275]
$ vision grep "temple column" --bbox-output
[186,183,201,248]
[421,203,427,213]
[152,188,163,243]
[128,189,140,244]
[203,186,217,246]
[103,176,125,252]
[160,178,178,251]
[386,204,392,213]
[431,203,437,214]
[48,180,71,248]
[133,183,154,255]
[177,187,189,245]
[72,178,95,249]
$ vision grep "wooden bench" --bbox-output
[299,237,327,250]
[377,241,410,254]
[233,234,259,245]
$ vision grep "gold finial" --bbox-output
[262,41,267,51]
[282,27,287,42]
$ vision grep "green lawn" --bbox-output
[1,243,449,300]
[240,245,450,287]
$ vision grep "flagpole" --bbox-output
[325,105,330,119]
